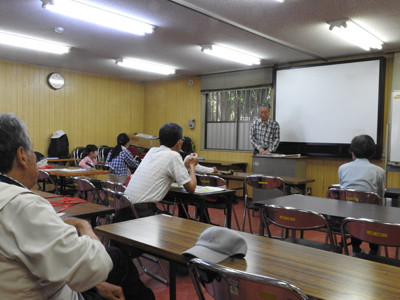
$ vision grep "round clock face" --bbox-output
[47,72,65,90]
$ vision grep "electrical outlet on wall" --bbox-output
[189,119,195,128]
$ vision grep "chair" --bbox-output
[326,188,383,246]
[188,258,309,300]
[195,174,240,229]
[95,164,115,174]
[341,218,400,267]
[98,147,113,163]
[262,204,342,253]
[242,175,286,234]
[72,146,85,166]
[326,188,382,205]
[72,177,102,204]
[37,170,60,194]
[104,189,169,285]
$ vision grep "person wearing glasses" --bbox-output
[124,123,198,218]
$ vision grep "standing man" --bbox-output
[124,123,198,217]
[250,103,280,155]
[0,113,154,300]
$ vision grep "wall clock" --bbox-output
[47,72,65,90]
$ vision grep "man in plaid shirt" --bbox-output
[250,103,280,155]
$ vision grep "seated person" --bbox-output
[0,113,154,300]
[338,134,386,257]
[79,144,98,169]
[106,133,140,176]
[179,136,218,219]
[124,123,198,218]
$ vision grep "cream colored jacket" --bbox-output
[0,183,112,300]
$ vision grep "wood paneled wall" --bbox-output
[1,58,399,198]
[0,60,145,156]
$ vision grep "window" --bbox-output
[205,87,272,150]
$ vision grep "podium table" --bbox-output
[252,155,307,200]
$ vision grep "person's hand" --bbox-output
[63,218,100,241]
[188,153,199,166]
[95,282,125,300]
[212,167,218,173]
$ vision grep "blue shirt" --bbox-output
[106,148,139,176]
[338,158,386,199]
[250,118,280,152]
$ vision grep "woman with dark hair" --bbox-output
[106,133,140,176]
[78,144,98,169]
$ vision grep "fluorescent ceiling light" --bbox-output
[328,19,383,51]
[116,58,176,75]
[0,31,71,54]
[41,0,154,36]
[201,44,261,65]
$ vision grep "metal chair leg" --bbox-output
[136,254,169,285]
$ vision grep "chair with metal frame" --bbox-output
[341,217,400,267]
[95,164,115,174]
[104,188,169,286]
[262,204,342,253]
[72,177,102,204]
[326,188,383,246]
[326,188,382,205]
[72,146,85,167]
[195,174,240,229]
[37,169,60,194]
[242,175,286,234]
[188,258,309,300]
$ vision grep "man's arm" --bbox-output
[64,218,100,241]
[267,123,280,153]
[183,153,198,193]
[249,121,261,150]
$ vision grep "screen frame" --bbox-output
[273,57,386,158]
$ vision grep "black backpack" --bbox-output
[48,131,70,158]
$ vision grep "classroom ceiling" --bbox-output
[1,0,400,82]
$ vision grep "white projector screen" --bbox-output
[274,58,384,157]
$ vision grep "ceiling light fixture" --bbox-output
[116,58,176,75]
[328,19,383,51]
[41,0,154,36]
[0,31,71,54]
[200,44,261,65]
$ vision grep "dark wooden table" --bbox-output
[164,187,237,228]
[95,214,400,300]
[218,172,315,196]
[199,160,247,172]
[255,195,400,235]
[36,190,114,227]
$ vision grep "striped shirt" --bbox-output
[250,118,280,152]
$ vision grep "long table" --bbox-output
[95,214,400,300]
[45,167,110,193]
[199,160,247,172]
[218,172,315,196]
[82,174,237,228]
[255,195,400,235]
[36,190,114,227]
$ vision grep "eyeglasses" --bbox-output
[181,138,185,142]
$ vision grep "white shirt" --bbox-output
[125,146,191,204]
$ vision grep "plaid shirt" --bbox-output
[106,147,139,176]
[250,118,280,152]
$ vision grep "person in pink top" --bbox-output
[79,144,98,169]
